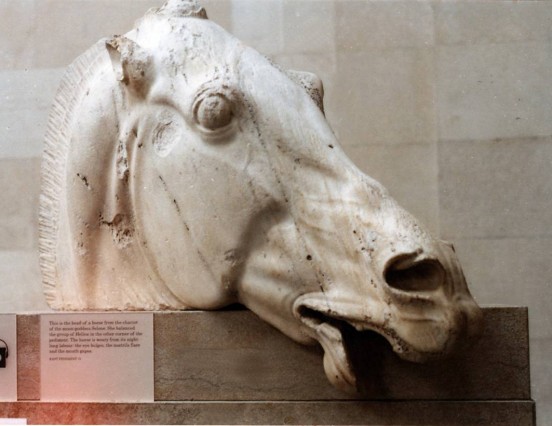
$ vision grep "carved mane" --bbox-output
[39,40,110,304]
[39,1,211,306]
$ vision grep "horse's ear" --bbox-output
[106,36,154,98]
[286,70,325,114]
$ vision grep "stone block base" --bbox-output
[0,401,536,425]
[0,307,536,425]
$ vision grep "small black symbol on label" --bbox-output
[0,339,9,368]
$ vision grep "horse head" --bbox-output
[39,0,483,392]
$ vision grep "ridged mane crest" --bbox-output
[156,0,208,19]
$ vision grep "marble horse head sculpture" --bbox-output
[39,0,483,392]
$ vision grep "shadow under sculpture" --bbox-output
[39,0,483,393]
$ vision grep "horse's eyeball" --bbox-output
[195,93,233,131]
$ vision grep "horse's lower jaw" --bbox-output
[294,301,421,394]
[299,309,357,392]
[295,303,397,394]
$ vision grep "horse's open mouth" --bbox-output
[295,303,403,393]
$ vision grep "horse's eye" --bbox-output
[194,93,234,131]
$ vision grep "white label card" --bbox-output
[40,313,153,402]
[0,314,17,402]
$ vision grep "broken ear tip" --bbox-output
[286,70,325,113]
[105,38,118,52]
[105,35,130,53]
[286,70,324,89]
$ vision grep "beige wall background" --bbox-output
[0,0,550,422]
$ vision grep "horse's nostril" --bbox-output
[385,256,445,292]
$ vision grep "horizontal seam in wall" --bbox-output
[443,235,552,242]
[344,141,436,148]
[438,134,552,145]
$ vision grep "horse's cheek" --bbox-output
[132,135,266,306]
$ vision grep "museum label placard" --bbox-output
[40,313,153,402]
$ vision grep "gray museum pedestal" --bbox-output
[1,307,535,425]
